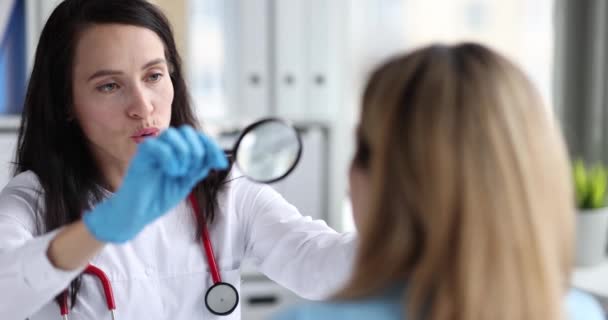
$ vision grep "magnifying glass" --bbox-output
[227,117,302,184]
[203,117,302,316]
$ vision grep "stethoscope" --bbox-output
[57,192,239,318]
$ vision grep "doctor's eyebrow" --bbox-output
[87,58,167,82]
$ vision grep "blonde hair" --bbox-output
[338,43,574,320]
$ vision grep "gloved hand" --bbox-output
[83,125,228,243]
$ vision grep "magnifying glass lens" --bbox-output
[234,119,301,183]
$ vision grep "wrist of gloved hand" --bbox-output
[83,196,140,243]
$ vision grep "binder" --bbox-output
[274,0,306,118]
[237,0,271,120]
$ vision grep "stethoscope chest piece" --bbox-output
[205,281,239,316]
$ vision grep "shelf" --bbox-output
[572,261,608,297]
[0,115,21,129]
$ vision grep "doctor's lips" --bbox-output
[131,127,160,143]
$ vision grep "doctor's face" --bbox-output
[72,24,173,169]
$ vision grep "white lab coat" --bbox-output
[0,170,356,319]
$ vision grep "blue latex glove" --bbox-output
[83,125,228,243]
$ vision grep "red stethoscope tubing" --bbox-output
[58,192,220,317]
[58,291,68,316]
[84,264,116,310]
[59,264,116,318]
[188,193,222,284]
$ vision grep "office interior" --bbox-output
[1,0,607,318]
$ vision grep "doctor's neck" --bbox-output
[92,151,130,193]
[102,164,128,193]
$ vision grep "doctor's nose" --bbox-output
[126,87,154,119]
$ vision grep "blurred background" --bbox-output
[1,0,607,317]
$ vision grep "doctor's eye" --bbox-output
[97,82,120,93]
[146,73,163,83]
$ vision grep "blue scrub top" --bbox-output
[272,288,605,320]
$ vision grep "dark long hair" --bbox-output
[14,0,229,307]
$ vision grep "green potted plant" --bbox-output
[574,160,608,266]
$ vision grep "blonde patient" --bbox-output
[273,43,605,320]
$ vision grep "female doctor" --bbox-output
[0,0,355,319]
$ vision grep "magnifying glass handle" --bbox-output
[223,150,234,160]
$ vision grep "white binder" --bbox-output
[305,0,331,119]
[235,0,271,120]
[274,0,307,119]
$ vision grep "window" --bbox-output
[401,0,554,106]
[187,0,228,121]
[0,0,26,114]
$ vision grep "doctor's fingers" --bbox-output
[158,127,192,176]
[199,134,228,171]
[178,125,205,171]
[135,132,180,175]
[185,134,227,184]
